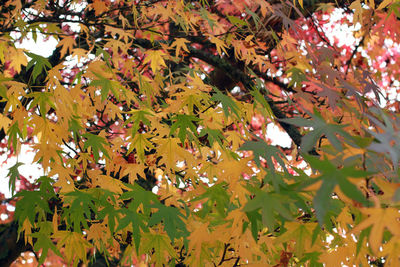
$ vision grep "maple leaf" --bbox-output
[149,203,189,242]
[8,48,28,73]
[127,133,154,162]
[27,91,56,117]
[92,0,108,16]
[31,231,61,265]
[199,127,225,147]
[280,109,352,152]
[14,190,52,225]
[155,137,192,170]
[121,162,146,184]
[124,108,154,135]
[25,51,52,82]
[53,231,91,264]
[87,222,111,250]
[191,182,230,217]
[187,221,211,261]
[63,189,97,232]
[0,113,11,133]
[349,0,363,25]
[208,35,228,56]
[56,36,76,58]
[239,137,288,190]
[90,72,122,101]
[304,155,370,225]
[275,222,319,257]
[240,137,287,171]
[82,132,110,162]
[170,38,190,57]
[227,15,248,27]
[117,208,148,252]
[142,232,177,267]
[7,162,24,196]
[118,184,160,251]
[243,188,293,231]
[351,207,400,254]
[366,109,400,169]
[51,163,76,193]
[97,201,121,234]
[210,88,240,118]
[120,183,159,217]
[169,114,201,143]
[143,50,167,73]
[287,67,307,88]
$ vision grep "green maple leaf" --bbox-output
[169,114,201,143]
[199,127,225,147]
[192,183,230,217]
[37,176,56,199]
[98,203,120,234]
[303,155,370,225]
[64,190,97,232]
[240,138,287,171]
[240,138,288,191]
[280,109,352,152]
[250,88,274,119]
[119,183,160,251]
[31,231,61,265]
[149,203,189,242]
[7,122,23,151]
[90,72,121,101]
[287,67,307,87]
[120,183,159,215]
[27,91,56,117]
[0,75,12,99]
[124,109,154,135]
[68,115,83,142]
[142,232,177,267]
[243,188,293,230]
[82,133,110,162]
[25,51,52,82]
[117,208,148,252]
[7,162,24,196]
[210,88,240,118]
[14,190,51,224]
[226,15,247,27]
[244,209,263,240]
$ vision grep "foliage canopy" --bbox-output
[1,0,400,266]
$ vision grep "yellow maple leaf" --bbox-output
[0,113,11,132]
[143,50,167,73]
[8,48,27,73]
[92,0,108,16]
[171,38,190,57]
[19,218,33,246]
[50,162,76,193]
[208,35,228,56]
[351,206,400,254]
[56,36,76,58]
[121,162,146,184]
[88,169,127,194]
[32,142,63,170]
[70,48,88,62]
[87,222,111,249]
[187,221,212,260]
[53,231,91,264]
[0,40,8,63]
[349,0,363,25]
